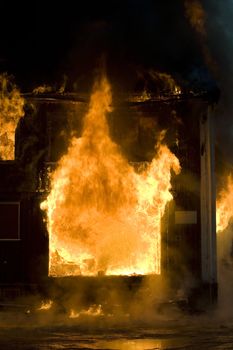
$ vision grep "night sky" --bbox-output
[0,1,209,92]
[1,0,233,160]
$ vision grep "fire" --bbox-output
[0,73,24,160]
[33,84,52,94]
[133,70,182,102]
[69,304,103,319]
[138,89,151,102]
[37,300,53,311]
[148,71,182,95]
[41,75,180,277]
[216,176,233,232]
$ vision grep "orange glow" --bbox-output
[216,176,233,232]
[37,300,53,311]
[131,71,182,102]
[184,0,206,36]
[41,75,180,277]
[148,71,182,95]
[69,305,103,319]
[0,74,24,160]
[33,84,52,94]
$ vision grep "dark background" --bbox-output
[0,0,232,163]
[0,1,211,91]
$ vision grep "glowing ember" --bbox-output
[41,75,180,277]
[37,300,53,311]
[216,175,233,232]
[0,74,24,160]
[69,305,103,319]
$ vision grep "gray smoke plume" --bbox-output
[204,0,233,161]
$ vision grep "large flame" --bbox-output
[0,74,24,160]
[42,76,180,277]
[216,175,233,232]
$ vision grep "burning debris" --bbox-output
[147,71,182,95]
[134,70,182,101]
[41,75,180,277]
[32,85,53,95]
[37,300,53,311]
[69,304,103,319]
[0,73,24,160]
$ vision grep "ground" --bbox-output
[0,307,233,349]
[0,260,232,349]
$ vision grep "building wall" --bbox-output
[0,97,216,296]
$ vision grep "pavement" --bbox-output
[0,305,232,349]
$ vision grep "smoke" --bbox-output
[176,0,233,318]
[202,0,233,161]
[0,1,211,93]
[185,0,218,80]
[181,1,233,321]
[185,0,207,35]
[0,272,184,330]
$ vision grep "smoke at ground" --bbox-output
[0,275,185,329]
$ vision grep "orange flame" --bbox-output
[216,176,233,232]
[69,304,103,319]
[0,74,24,160]
[37,300,53,311]
[41,75,180,277]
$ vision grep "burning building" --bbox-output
[0,73,218,306]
